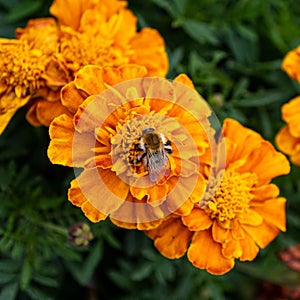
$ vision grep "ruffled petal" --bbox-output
[275,125,299,155]
[187,230,235,275]
[212,221,229,243]
[222,118,263,165]
[281,96,300,137]
[145,216,192,259]
[77,168,129,215]
[243,201,285,249]
[48,114,95,167]
[182,208,212,231]
[68,178,107,223]
[0,94,30,134]
[238,141,290,185]
[129,28,168,77]
[75,65,108,96]
[110,193,164,230]
[250,197,286,232]
[50,0,98,29]
[48,114,76,166]
[61,81,88,114]
[35,99,72,126]
[251,184,280,201]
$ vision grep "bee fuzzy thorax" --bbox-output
[130,127,173,183]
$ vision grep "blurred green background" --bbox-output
[1,0,300,299]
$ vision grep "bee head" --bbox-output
[142,127,155,136]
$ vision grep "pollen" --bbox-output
[0,40,49,98]
[203,169,257,224]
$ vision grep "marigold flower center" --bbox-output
[60,30,130,74]
[203,170,257,222]
[0,41,49,98]
[110,112,172,178]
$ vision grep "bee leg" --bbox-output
[130,152,146,165]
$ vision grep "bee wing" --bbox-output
[146,151,169,183]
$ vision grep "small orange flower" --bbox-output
[275,96,300,166]
[26,0,168,127]
[47,64,215,230]
[0,19,69,134]
[282,46,300,83]
[146,118,290,275]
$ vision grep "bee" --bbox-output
[131,128,172,182]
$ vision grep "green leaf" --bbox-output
[233,90,291,107]
[25,286,54,300]
[151,0,179,18]
[172,0,188,15]
[0,272,17,285]
[5,0,42,22]
[131,264,153,281]
[0,259,21,273]
[32,274,59,288]
[180,19,219,45]
[66,240,103,286]
[20,260,32,290]
[0,282,18,300]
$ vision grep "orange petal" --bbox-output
[61,81,88,114]
[182,208,212,231]
[48,114,75,166]
[81,201,107,223]
[35,99,72,126]
[68,178,107,223]
[222,238,243,259]
[48,114,96,167]
[110,193,164,230]
[290,143,300,165]
[243,199,286,248]
[75,168,129,217]
[145,216,192,259]
[223,118,262,164]
[221,227,259,261]
[129,28,168,77]
[187,230,235,275]
[102,64,148,86]
[110,9,137,45]
[130,179,169,205]
[239,209,263,226]
[243,222,282,249]
[281,96,300,137]
[0,94,30,134]
[50,0,97,30]
[166,175,204,216]
[174,74,195,89]
[250,197,286,232]
[211,221,229,243]
[275,125,299,155]
[75,65,108,96]
[251,184,280,201]
[238,230,260,261]
[282,47,300,83]
[238,141,290,185]
[68,178,86,206]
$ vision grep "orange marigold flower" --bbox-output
[146,118,290,275]
[25,0,168,127]
[47,64,217,230]
[282,46,300,83]
[0,19,69,134]
[275,96,300,166]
